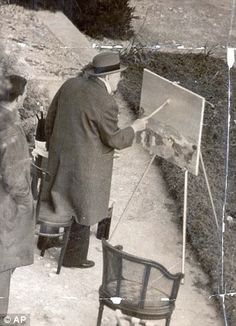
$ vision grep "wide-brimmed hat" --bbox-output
[86,52,127,76]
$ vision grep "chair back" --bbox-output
[100,239,183,319]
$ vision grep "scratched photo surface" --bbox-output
[1,1,236,326]
[137,69,205,176]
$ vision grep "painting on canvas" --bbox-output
[137,68,205,176]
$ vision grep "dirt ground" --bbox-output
[0,1,236,325]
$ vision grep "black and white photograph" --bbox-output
[0,1,236,325]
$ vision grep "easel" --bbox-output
[110,98,219,285]
[181,152,219,283]
[110,150,219,285]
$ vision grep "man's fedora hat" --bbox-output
[86,52,127,76]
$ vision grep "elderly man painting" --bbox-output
[40,52,147,268]
[0,75,35,316]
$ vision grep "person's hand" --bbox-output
[131,118,148,133]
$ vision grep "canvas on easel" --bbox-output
[137,68,205,176]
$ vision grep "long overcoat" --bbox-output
[0,107,34,273]
[40,75,134,226]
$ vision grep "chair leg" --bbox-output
[40,237,49,257]
[165,315,171,326]
[96,302,104,326]
[57,226,71,274]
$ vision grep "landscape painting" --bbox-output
[137,68,205,176]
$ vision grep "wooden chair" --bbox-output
[97,239,183,326]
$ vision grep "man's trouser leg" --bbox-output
[0,270,12,317]
[62,221,90,267]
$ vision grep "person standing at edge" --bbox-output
[40,52,147,268]
[0,75,35,317]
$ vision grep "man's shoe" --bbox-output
[63,260,95,268]
[77,260,95,268]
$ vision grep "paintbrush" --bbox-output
[144,98,170,120]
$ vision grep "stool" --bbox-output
[36,219,73,274]
[31,159,73,274]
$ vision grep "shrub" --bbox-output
[71,0,135,40]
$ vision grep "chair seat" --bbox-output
[97,240,183,326]
[37,201,72,227]
[100,279,173,319]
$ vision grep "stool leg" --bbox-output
[96,302,104,326]
[57,226,71,274]
[40,237,49,257]
[165,316,171,326]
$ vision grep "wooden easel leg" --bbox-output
[109,154,156,241]
[181,169,188,284]
[200,152,219,229]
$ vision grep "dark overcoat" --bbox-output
[40,75,134,226]
[0,107,34,273]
